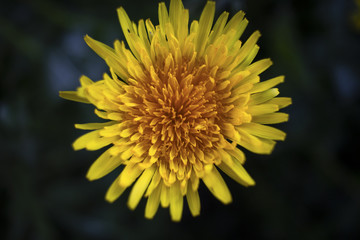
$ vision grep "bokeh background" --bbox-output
[1,0,360,239]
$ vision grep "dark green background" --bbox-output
[1,0,359,239]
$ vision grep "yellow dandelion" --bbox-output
[60,0,291,221]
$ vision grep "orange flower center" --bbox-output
[123,56,230,185]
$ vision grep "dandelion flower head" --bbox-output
[60,0,291,221]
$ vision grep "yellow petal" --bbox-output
[234,44,259,71]
[120,128,133,138]
[137,19,151,55]
[249,88,279,105]
[121,145,134,160]
[251,76,284,93]
[84,35,129,78]
[246,58,273,76]
[218,159,255,187]
[79,75,94,87]
[226,147,246,164]
[196,1,215,56]
[186,182,200,217]
[158,2,170,38]
[247,104,279,116]
[234,31,261,69]
[267,97,292,109]
[118,163,143,187]
[208,11,229,44]
[75,121,115,130]
[235,73,260,87]
[130,133,142,142]
[178,9,189,45]
[107,112,123,121]
[59,91,90,103]
[202,166,232,204]
[94,109,108,119]
[169,181,183,222]
[103,57,129,82]
[72,130,100,150]
[223,10,246,49]
[236,128,276,154]
[99,123,122,137]
[117,7,140,60]
[84,35,115,60]
[252,113,289,124]
[145,19,156,42]
[194,149,205,162]
[104,71,124,92]
[127,165,156,210]
[169,0,184,39]
[145,169,161,197]
[105,175,127,203]
[190,171,199,191]
[148,143,159,156]
[180,178,187,195]
[217,148,233,167]
[190,20,198,34]
[132,142,150,157]
[86,148,123,180]
[86,136,118,151]
[160,183,170,208]
[239,122,286,140]
[144,183,161,219]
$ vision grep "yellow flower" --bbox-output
[60,0,291,221]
